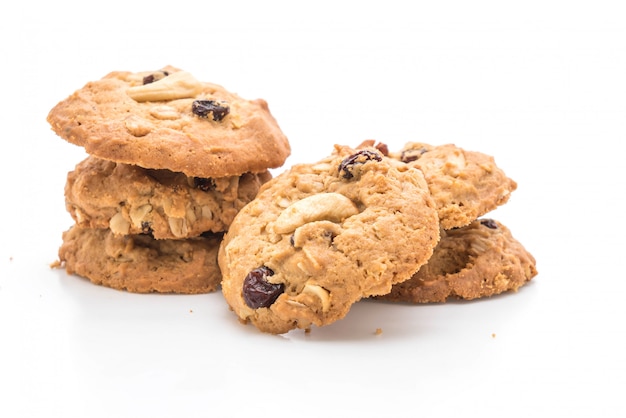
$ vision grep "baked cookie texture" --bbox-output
[65,156,272,240]
[47,66,291,178]
[58,226,222,294]
[388,142,517,230]
[218,145,441,334]
[375,218,537,303]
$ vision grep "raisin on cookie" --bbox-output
[58,226,222,294]
[218,145,440,334]
[65,156,272,240]
[386,142,517,229]
[47,66,290,178]
[374,218,537,303]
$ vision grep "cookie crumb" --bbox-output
[375,328,383,335]
[50,260,61,268]
[189,309,193,313]
[491,333,496,338]
[304,327,312,335]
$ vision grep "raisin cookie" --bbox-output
[65,156,272,240]
[58,226,222,294]
[388,141,517,229]
[374,218,537,303]
[47,66,290,178]
[218,145,440,334]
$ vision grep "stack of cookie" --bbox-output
[47,66,290,293]
[217,141,537,334]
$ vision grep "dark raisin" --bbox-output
[140,221,153,235]
[194,177,216,191]
[242,266,284,309]
[192,100,230,121]
[480,219,498,229]
[400,147,428,163]
[338,150,382,179]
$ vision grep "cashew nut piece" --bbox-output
[271,193,359,234]
[127,71,203,102]
[109,212,130,235]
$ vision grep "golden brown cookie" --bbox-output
[387,142,517,229]
[374,218,537,303]
[58,226,222,294]
[65,156,272,240]
[47,66,290,178]
[218,145,440,334]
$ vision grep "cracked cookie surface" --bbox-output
[65,156,271,240]
[218,145,440,334]
[388,142,517,229]
[47,66,290,178]
[374,218,537,303]
[58,226,222,294]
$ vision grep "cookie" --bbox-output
[58,226,222,294]
[374,218,537,303]
[386,141,517,229]
[47,66,291,178]
[218,145,440,334]
[65,156,272,240]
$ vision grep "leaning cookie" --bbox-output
[386,141,517,230]
[58,226,222,294]
[47,66,290,178]
[374,219,537,303]
[65,156,272,240]
[218,145,440,334]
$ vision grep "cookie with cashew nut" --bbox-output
[218,145,440,334]
[374,218,537,303]
[57,226,222,294]
[47,66,290,178]
[65,155,272,240]
[381,141,517,230]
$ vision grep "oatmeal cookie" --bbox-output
[58,226,222,294]
[375,218,537,303]
[386,141,517,229]
[65,156,272,239]
[47,66,290,178]
[218,145,440,334]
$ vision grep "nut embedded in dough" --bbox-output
[302,284,331,312]
[126,71,204,102]
[271,192,359,234]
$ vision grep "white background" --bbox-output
[2,1,625,417]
